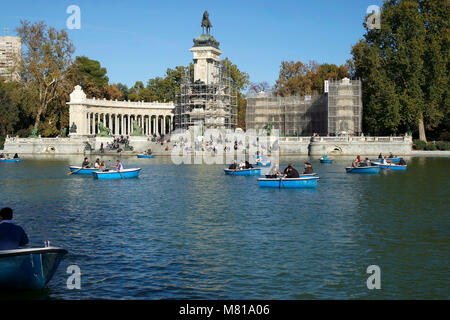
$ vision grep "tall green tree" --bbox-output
[17,20,75,131]
[350,0,449,140]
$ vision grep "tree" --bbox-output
[349,0,449,140]
[17,20,75,131]
[274,60,348,97]
[220,58,250,129]
[248,81,272,95]
[73,56,109,89]
[0,81,20,137]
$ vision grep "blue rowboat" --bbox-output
[372,162,407,171]
[346,166,380,174]
[258,176,319,188]
[224,168,261,176]
[386,157,401,163]
[137,154,154,158]
[69,166,98,175]
[319,158,333,163]
[93,168,141,180]
[0,247,67,290]
[0,158,21,163]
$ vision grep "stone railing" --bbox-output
[70,97,175,109]
[310,136,412,143]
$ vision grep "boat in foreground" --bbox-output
[93,168,141,179]
[224,168,261,176]
[319,158,333,164]
[258,176,319,188]
[0,158,22,163]
[137,154,154,158]
[69,166,98,175]
[345,166,380,174]
[372,162,407,171]
[0,247,67,290]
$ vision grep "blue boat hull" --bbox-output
[0,158,21,163]
[373,163,407,171]
[258,177,319,188]
[346,166,380,174]
[224,168,261,176]
[320,159,333,163]
[0,247,67,290]
[93,168,141,179]
[69,166,98,175]
[256,161,271,166]
[137,154,154,158]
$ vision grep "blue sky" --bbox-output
[1,0,384,87]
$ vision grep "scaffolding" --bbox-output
[246,92,328,136]
[175,65,238,130]
[246,78,363,136]
[327,78,362,135]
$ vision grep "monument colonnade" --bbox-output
[68,86,175,136]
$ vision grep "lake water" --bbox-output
[0,155,448,299]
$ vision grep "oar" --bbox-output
[68,167,84,175]
[281,177,285,189]
[118,170,126,179]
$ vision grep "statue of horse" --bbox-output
[201,11,212,34]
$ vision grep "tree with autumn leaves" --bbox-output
[274,61,348,97]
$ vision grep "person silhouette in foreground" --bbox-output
[0,207,29,250]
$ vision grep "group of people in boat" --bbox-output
[267,162,314,178]
[0,153,19,160]
[228,160,254,170]
[81,157,124,171]
[352,153,406,167]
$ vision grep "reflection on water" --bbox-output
[0,156,448,299]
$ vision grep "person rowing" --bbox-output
[284,165,300,178]
[388,152,394,158]
[81,157,90,168]
[378,153,383,159]
[399,158,406,165]
[244,161,253,169]
[13,153,19,159]
[266,163,281,178]
[115,160,123,171]
[228,160,237,170]
[303,162,314,174]
[363,157,371,167]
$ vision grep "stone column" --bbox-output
[114,114,118,135]
[86,113,90,135]
[129,115,133,134]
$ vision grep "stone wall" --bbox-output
[3,135,413,156]
[308,136,413,156]
[3,137,86,154]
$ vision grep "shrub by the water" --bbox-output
[424,143,437,151]
[413,139,427,150]
[436,141,450,151]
